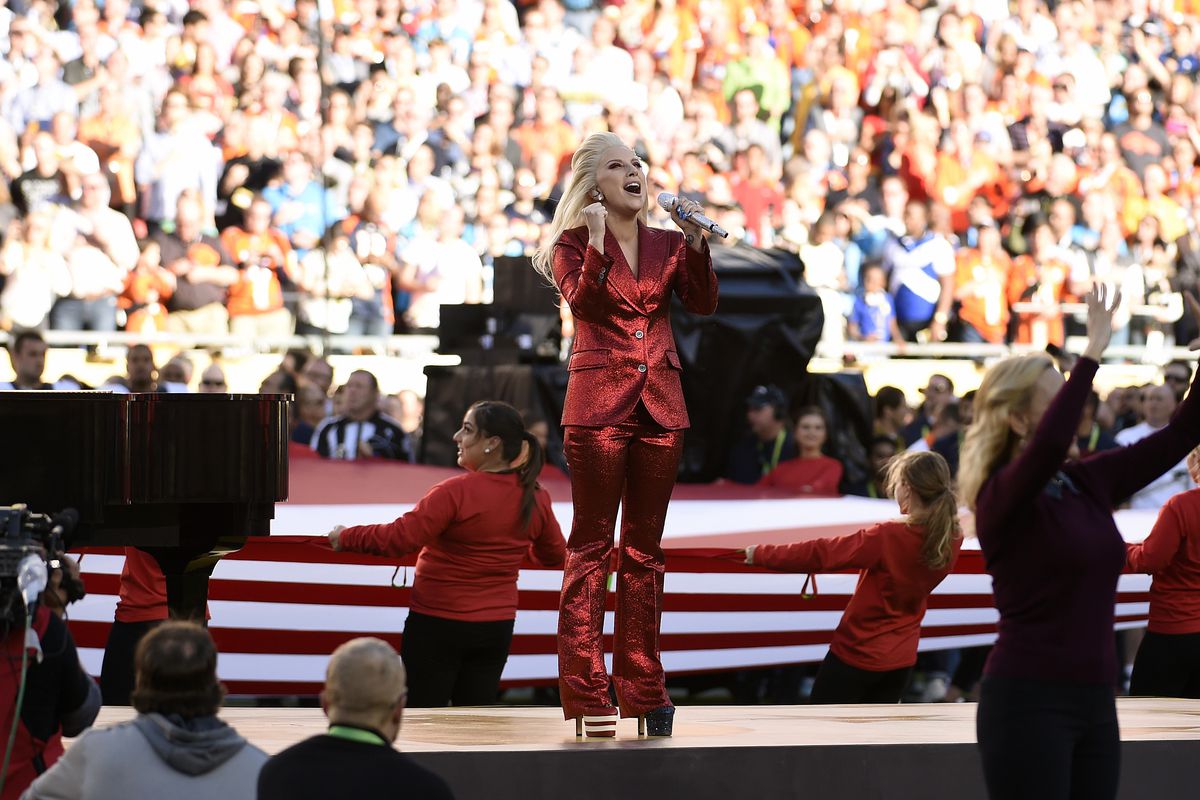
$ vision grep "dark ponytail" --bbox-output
[516,430,544,528]
[468,400,545,528]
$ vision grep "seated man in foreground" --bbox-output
[257,637,454,800]
[22,622,266,799]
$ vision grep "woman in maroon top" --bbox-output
[959,286,1200,800]
[329,401,565,707]
[758,406,845,496]
[1126,447,1200,697]
[744,450,961,702]
[532,131,718,737]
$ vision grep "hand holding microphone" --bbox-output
[657,193,729,239]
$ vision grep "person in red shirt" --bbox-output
[743,450,962,703]
[329,401,565,708]
[1126,446,1200,697]
[758,406,844,496]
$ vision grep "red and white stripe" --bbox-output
[68,456,1159,695]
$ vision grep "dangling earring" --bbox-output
[484,448,491,453]
[594,189,604,202]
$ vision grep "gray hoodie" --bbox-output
[22,714,266,800]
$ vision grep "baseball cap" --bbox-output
[747,385,787,409]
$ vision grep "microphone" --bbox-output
[657,193,729,239]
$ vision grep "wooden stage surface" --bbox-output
[78,701,1200,799]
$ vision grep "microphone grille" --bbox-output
[656,192,676,212]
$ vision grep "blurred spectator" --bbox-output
[220,195,296,338]
[312,369,413,461]
[1115,384,1194,509]
[884,199,956,342]
[11,132,68,216]
[135,88,219,229]
[873,386,909,450]
[0,212,70,330]
[51,171,138,332]
[120,240,176,333]
[758,406,844,496]
[1077,390,1120,459]
[154,192,237,334]
[0,330,53,389]
[159,354,193,389]
[902,375,954,447]
[263,150,341,254]
[197,363,227,393]
[726,385,797,485]
[952,221,1011,344]
[846,434,899,499]
[256,638,453,800]
[301,356,334,398]
[23,622,267,800]
[292,382,328,444]
[848,262,901,343]
[260,369,297,394]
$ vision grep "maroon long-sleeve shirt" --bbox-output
[975,357,1200,685]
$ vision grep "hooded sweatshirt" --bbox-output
[21,713,266,800]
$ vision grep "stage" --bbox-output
[75,700,1200,799]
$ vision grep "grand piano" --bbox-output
[0,392,288,620]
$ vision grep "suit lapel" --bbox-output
[637,222,666,293]
[603,226,646,312]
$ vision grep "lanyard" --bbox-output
[327,725,387,746]
[1087,423,1100,454]
[760,430,787,476]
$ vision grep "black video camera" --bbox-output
[0,505,86,624]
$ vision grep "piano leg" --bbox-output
[147,548,223,622]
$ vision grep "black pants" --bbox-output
[400,611,514,708]
[1130,630,1200,698]
[977,675,1119,800]
[100,620,160,705]
[808,650,912,704]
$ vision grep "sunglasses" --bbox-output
[201,379,227,387]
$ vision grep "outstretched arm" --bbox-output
[331,482,458,557]
[748,526,886,573]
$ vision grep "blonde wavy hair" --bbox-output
[958,353,1057,511]
[884,450,960,570]
[531,131,649,282]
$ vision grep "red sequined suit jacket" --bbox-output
[552,221,718,430]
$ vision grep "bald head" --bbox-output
[322,638,407,740]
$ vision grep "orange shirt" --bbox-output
[1127,489,1200,635]
[932,151,1001,232]
[511,119,578,173]
[1008,254,1072,347]
[220,227,294,316]
[114,548,168,623]
[955,249,1012,344]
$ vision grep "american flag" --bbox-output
[68,454,1157,695]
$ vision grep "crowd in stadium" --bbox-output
[1,0,1200,347]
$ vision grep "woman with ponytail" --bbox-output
[533,130,718,738]
[328,401,565,707]
[961,285,1200,800]
[742,450,961,703]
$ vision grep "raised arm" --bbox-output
[982,286,1117,510]
[333,481,459,557]
[748,525,886,573]
[552,233,613,324]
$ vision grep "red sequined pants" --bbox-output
[557,405,684,719]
